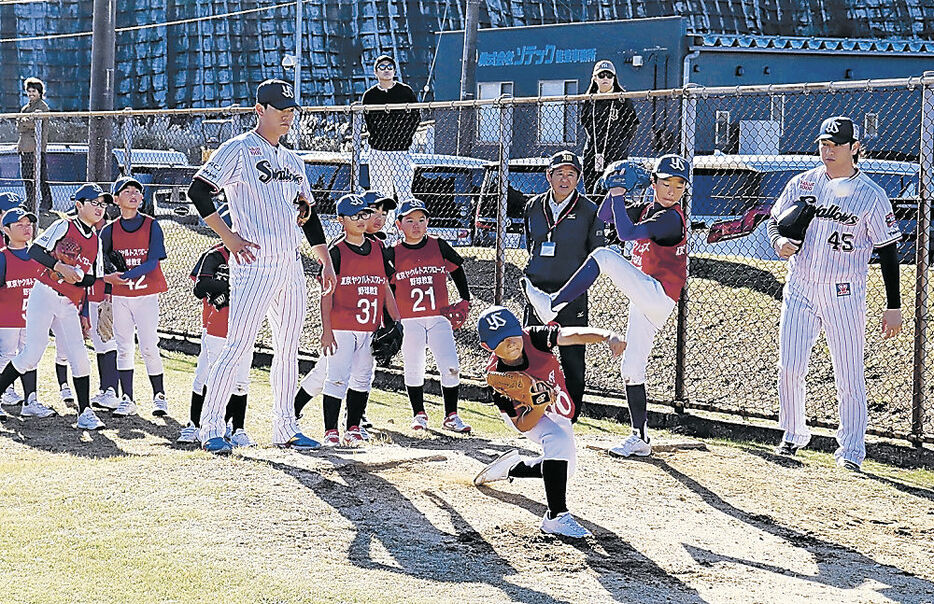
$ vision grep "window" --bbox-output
[538,80,578,145]
[477,82,513,144]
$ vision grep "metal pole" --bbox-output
[351,109,363,194]
[290,0,302,148]
[911,71,934,445]
[674,84,698,407]
[87,0,116,182]
[457,0,479,156]
[494,99,513,305]
[32,118,42,214]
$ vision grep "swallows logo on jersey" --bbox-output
[814,204,858,226]
[255,160,304,184]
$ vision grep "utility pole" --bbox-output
[87,0,116,182]
[457,0,479,155]
[289,0,303,148]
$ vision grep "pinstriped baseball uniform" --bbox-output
[194,130,312,444]
[771,165,900,465]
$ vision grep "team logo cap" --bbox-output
[397,198,430,218]
[654,154,691,184]
[547,151,582,175]
[2,206,37,226]
[111,176,144,196]
[336,193,372,217]
[477,305,524,349]
[72,183,113,204]
[362,190,397,210]
[256,79,300,111]
[816,116,859,144]
[592,60,616,76]
[0,191,23,213]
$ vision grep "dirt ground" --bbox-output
[1,354,932,604]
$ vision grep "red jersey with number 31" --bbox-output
[110,216,168,297]
[330,240,387,331]
[630,204,688,301]
[0,247,43,328]
[392,237,457,319]
[37,220,98,307]
[484,330,575,421]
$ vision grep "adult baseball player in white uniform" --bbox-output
[187,79,336,454]
[769,116,902,472]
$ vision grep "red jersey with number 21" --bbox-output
[330,240,387,331]
[110,216,168,297]
[392,237,457,319]
[0,248,43,328]
[484,330,575,421]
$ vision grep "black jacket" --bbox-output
[580,97,639,166]
[361,82,420,151]
[523,189,605,292]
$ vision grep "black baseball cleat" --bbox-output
[774,441,800,456]
[836,457,861,472]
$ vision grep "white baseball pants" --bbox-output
[322,330,375,400]
[113,294,163,375]
[192,330,251,395]
[400,315,460,388]
[503,411,577,478]
[13,282,90,376]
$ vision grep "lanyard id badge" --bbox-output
[540,241,556,257]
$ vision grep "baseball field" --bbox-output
[1,350,932,604]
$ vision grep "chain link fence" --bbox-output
[0,75,931,444]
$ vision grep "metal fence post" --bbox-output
[494,98,513,305]
[674,85,698,406]
[123,113,134,176]
[33,118,42,214]
[351,108,363,194]
[912,72,934,445]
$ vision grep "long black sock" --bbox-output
[55,362,68,388]
[441,385,459,416]
[345,389,368,429]
[100,351,118,392]
[225,393,247,431]
[0,362,23,394]
[20,370,37,398]
[508,460,543,478]
[74,375,90,413]
[542,459,569,518]
[189,387,205,426]
[149,373,164,397]
[119,369,134,400]
[294,387,312,418]
[406,385,425,415]
[626,383,649,442]
[322,394,341,431]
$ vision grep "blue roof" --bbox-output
[695,34,934,54]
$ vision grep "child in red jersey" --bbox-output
[0,184,108,430]
[0,207,45,418]
[318,193,401,446]
[388,199,472,432]
[474,305,625,538]
[524,155,689,459]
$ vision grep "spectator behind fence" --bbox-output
[580,60,639,196]
[521,151,605,422]
[361,54,420,215]
[16,77,52,213]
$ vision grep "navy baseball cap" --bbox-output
[477,306,524,350]
[336,193,373,217]
[547,151,582,175]
[71,183,113,204]
[816,116,859,145]
[362,190,397,210]
[0,192,23,213]
[397,198,429,218]
[2,206,37,226]
[256,79,300,111]
[653,154,691,184]
[111,176,143,196]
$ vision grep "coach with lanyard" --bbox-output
[523,151,605,421]
[187,79,336,454]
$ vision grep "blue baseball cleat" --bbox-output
[275,432,321,451]
[202,436,233,455]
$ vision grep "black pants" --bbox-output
[20,151,52,212]
[523,294,588,422]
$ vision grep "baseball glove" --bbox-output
[209,291,229,310]
[53,237,81,266]
[97,300,114,342]
[107,249,129,273]
[371,321,403,367]
[599,160,652,192]
[295,192,313,227]
[487,370,556,425]
[776,196,817,244]
[214,262,229,282]
[440,299,470,330]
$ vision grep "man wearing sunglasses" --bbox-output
[361,54,420,218]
